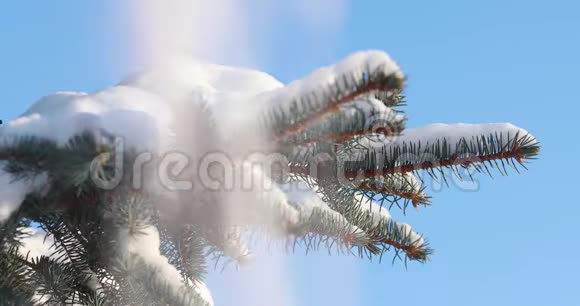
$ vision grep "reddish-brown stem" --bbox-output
[357,183,427,208]
[286,126,397,146]
[331,232,425,260]
[377,238,426,260]
[289,147,527,180]
[275,81,397,142]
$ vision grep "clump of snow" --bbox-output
[122,58,283,99]
[354,194,392,226]
[118,225,191,300]
[0,168,47,223]
[1,58,284,152]
[221,165,300,234]
[340,97,402,118]
[354,194,424,246]
[280,180,330,216]
[261,51,404,115]
[362,123,536,151]
[385,173,422,194]
[399,223,424,247]
[322,97,406,133]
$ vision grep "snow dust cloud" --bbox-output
[122,1,352,306]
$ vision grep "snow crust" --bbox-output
[362,123,535,151]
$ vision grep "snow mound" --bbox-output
[3,59,283,151]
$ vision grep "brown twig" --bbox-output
[289,146,529,180]
[285,126,398,147]
[357,182,428,208]
[330,232,427,261]
[275,80,400,142]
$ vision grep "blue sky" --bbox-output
[1,1,579,305]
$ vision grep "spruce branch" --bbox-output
[262,52,405,142]
[0,135,58,181]
[274,75,403,141]
[282,97,406,147]
[288,129,540,183]
[368,92,406,109]
[113,255,210,306]
[200,225,254,267]
[293,206,377,256]
[340,131,539,180]
[314,180,431,262]
[22,256,84,305]
[0,246,36,302]
[160,224,208,282]
[0,131,111,185]
[353,173,431,211]
[0,49,542,305]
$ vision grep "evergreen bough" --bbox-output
[0,51,540,305]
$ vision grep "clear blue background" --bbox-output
[1,1,578,305]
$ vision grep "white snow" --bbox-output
[281,180,364,238]
[118,225,191,300]
[280,180,330,216]
[213,227,253,265]
[260,51,404,115]
[0,170,30,223]
[388,173,422,193]
[0,58,288,226]
[330,97,405,131]
[360,123,535,152]
[222,165,301,233]
[190,279,215,306]
[354,194,424,246]
[340,97,401,117]
[354,194,392,226]
[365,173,423,195]
[122,58,283,99]
[1,58,284,151]
[0,168,47,223]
